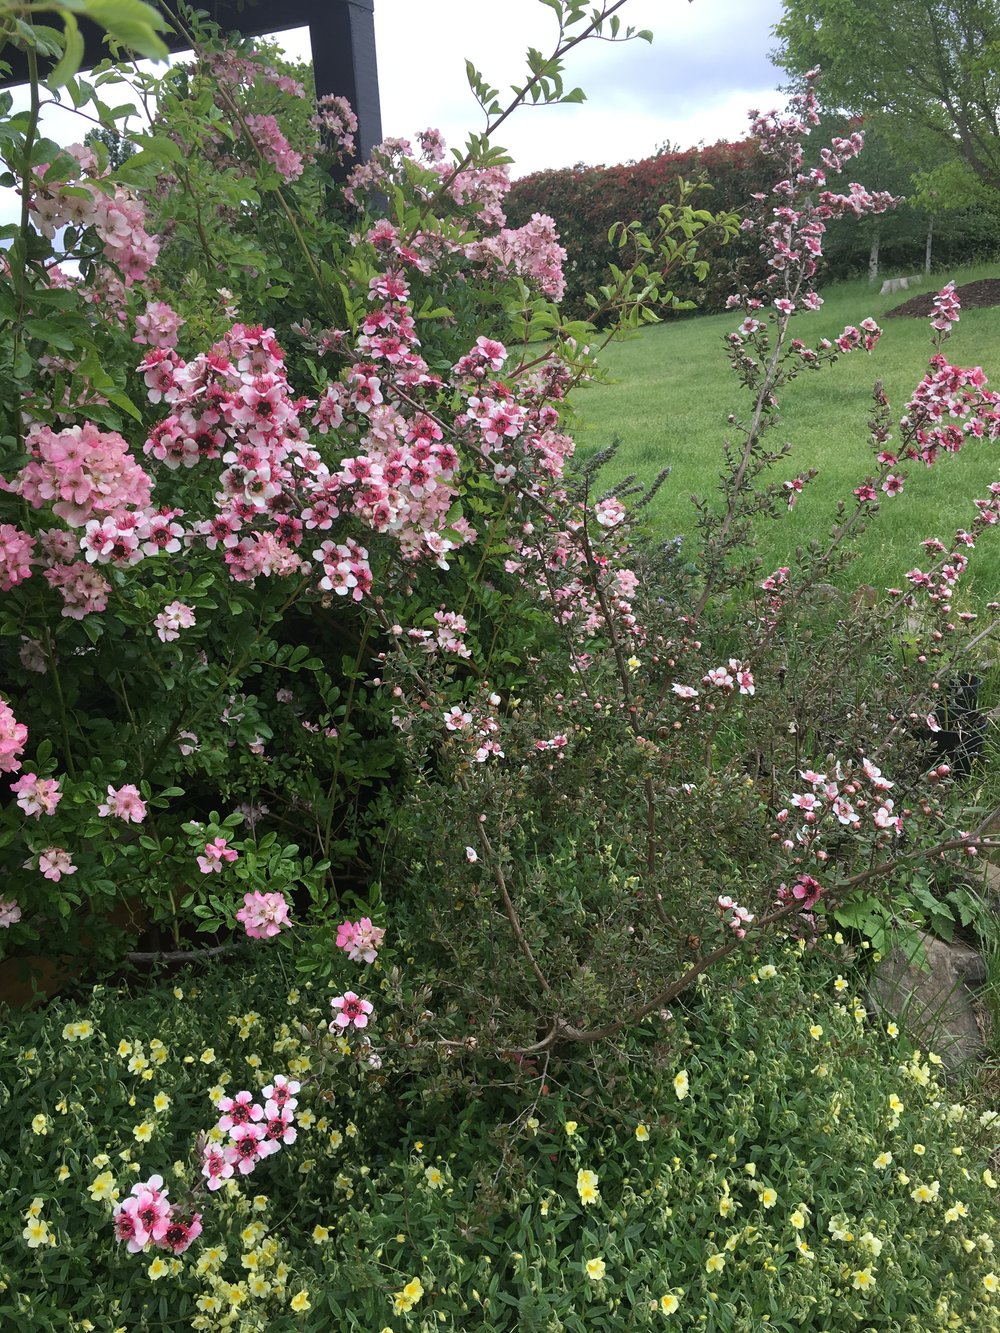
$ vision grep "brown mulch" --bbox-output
[884,277,1000,319]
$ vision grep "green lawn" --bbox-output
[569,263,1000,600]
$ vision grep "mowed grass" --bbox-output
[569,263,1000,602]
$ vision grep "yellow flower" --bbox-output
[761,1188,777,1208]
[22,1218,50,1249]
[312,1225,330,1244]
[913,1143,925,1156]
[540,1197,550,1217]
[888,1094,904,1114]
[90,1171,119,1203]
[790,1208,807,1230]
[577,1168,600,1206]
[660,1292,681,1315]
[392,1277,425,1314]
[200,1048,216,1064]
[706,1253,725,1274]
[852,1267,876,1291]
[983,1274,999,1295]
[911,1180,940,1204]
[759,964,778,979]
[809,1025,823,1040]
[425,1165,444,1189]
[984,1169,998,1189]
[886,1021,899,1038]
[564,1120,578,1137]
[289,1290,311,1312]
[148,1257,169,1280]
[56,1164,70,1182]
[128,1053,148,1074]
[585,1257,606,1281]
[252,1195,268,1212]
[31,1114,49,1135]
[328,1129,344,1150]
[674,1070,690,1100]
[635,1124,649,1142]
[153,1092,170,1113]
[873,1151,892,1169]
[133,1122,154,1143]
[834,976,848,992]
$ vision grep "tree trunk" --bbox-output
[868,226,881,282]
[925,215,934,273]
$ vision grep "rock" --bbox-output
[868,929,987,1070]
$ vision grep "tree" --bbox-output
[774,0,1000,196]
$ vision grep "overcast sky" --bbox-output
[368,0,789,175]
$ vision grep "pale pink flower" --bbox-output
[37,847,77,881]
[0,898,21,928]
[236,890,290,939]
[10,772,62,818]
[0,698,28,773]
[330,990,374,1030]
[97,783,147,823]
[217,1090,264,1133]
[336,916,385,963]
[197,837,238,873]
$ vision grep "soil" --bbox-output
[884,277,1000,319]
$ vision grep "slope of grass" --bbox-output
[569,263,1000,600]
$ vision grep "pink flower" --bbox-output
[261,1102,297,1147]
[671,683,699,699]
[224,1122,278,1175]
[0,898,21,928]
[201,1143,235,1192]
[154,600,195,643]
[216,1090,264,1134]
[114,1175,171,1252]
[10,772,62,818]
[155,1212,202,1254]
[0,698,28,774]
[330,990,374,1030]
[37,847,77,881]
[97,783,147,823]
[197,837,238,873]
[236,890,290,939]
[335,916,385,963]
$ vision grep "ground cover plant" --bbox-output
[3,945,1000,1331]
[1,0,999,1327]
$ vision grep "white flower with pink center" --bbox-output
[261,1075,300,1109]
[201,1143,235,1192]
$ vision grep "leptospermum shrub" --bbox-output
[3,946,999,1330]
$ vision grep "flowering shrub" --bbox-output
[2,945,999,1329]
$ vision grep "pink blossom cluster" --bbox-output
[777,872,823,911]
[97,783,147,822]
[31,145,160,283]
[391,609,472,660]
[154,600,196,642]
[702,660,755,695]
[204,49,306,100]
[245,113,304,182]
[200,1077,299,1191]
[10,772,62,818]
[336,916,385,962]
[197,836,238,873]
[236,889,291,939]
[0,897,21,928]
[134,300,184,350]
[717,894,754,939]
[312,94,358,160]
[0,697,27,773]
[433,689,505,762]
[0,524,35,590]
[469,212,568,301]
[113,1174,202,1254]
[834,319,881,353]
[17,421,153,528]
[736,73,896,316]
[930,280,961,333]
[777,756,905,860]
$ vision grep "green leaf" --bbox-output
[24,317,78,351]
[48,13,86,91]
[78,0,170,59]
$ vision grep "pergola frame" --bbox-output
[0,0,383,167]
